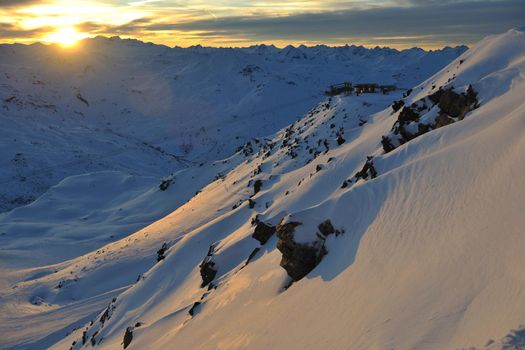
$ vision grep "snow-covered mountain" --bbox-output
[1,28,524,350]
[0,38,466,212]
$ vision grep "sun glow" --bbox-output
[44,27,87,47]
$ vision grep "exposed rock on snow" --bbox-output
[251,221,276,245]
[252,179,263,196]
[188,302,202,317]
[276,219,339,281]
[199,245,218,288]
[123,326,133,349]
[156,242,168,262]
[354,156,378,181]
[382,84,479,153]
[158,178,172,191]
[391,99,405,112]
[199,260,217,288]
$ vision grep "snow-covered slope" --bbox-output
[2,29,524,350]
[0,38,465,212]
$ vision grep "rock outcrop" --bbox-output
[252,221,276,245]
[123,327,133,349]
[253,179,263,196]
[156,242,168,262]
[199,259,217,288]
[276,219,339,281]
[199,245,218,287]
[382,85,479,153]
[355,156,378,181]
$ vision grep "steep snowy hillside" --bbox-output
[0,28,522,350]
[0,38,466,212]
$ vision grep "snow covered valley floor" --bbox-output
[1,29,525,350]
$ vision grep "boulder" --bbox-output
[276,220,337,281]
[252,221,276,244]
[188,302,201,316]
[318,220,335,236]
[123,327,133,349]
[438,89,468,118]
[199,259,217,288]
[437,85,478,120]
[253,179,263,196]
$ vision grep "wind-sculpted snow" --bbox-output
[1,29,525,350]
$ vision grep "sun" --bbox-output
[44,27,87,47]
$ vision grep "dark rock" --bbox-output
[397,106,420,124]
[428,87,444,104]
[355,156,377,181]
[123,327,133,349]
[381,85,478,154]
[159,179,172,191]
[381,136,395,153]
[91,331,98,346]
[188,302,201,316]
[156,243,168,262]
[252,221,276,245]
[437,85,478,120]
[199,259,217,288]
[318,220,335,236]
[438,89,468,118]
[207,282,216,291]
[253,179,263,196]
[100,307,109,324]
[337,136,346,145]
[275,220,334,281]
[276,222,313,281]
[248,199,256,209]
[392,100,405,112]
[434,113,455,128]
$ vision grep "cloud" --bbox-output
[152,0,524,45]
[0,0,44,6]
[0,0,523,48]
[0,22,51,39]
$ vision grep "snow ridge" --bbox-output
[1,29,524,350]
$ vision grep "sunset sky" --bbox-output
[0,0,523,49]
